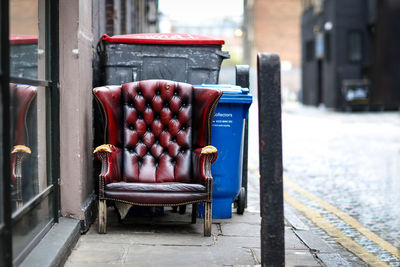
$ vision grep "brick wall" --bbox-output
[253,0,301,68]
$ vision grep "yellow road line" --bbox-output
[285,178,400,259]
[284,191,389,266]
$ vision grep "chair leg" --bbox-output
[98,199,107,234]
[204,201,212,236]
[191,203,197,224]
[179,205,186,214]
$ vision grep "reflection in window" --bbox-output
[7,0,55,263]
[9,0,48,214]
[9,0,45,80]
[348,30,363,62]
[9,35,38,79]
[9,84,47,212]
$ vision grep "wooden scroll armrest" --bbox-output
[11,145,32,155]
[93,144,114,154]
[11,145,31,205]
[11,145,31,179]
[201,145,218,162]
[93,144,122,197]
[192,146,218,187]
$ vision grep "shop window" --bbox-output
[1,0,59,265]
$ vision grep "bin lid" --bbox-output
[102,33,225,45]
[195,84,252,104]
[10,34,38,44]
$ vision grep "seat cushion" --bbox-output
[105,182,206,193]
[104,182,208,205]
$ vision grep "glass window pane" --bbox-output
[12,193,54,264]
[9,0,46,80]
[10,85,47,213]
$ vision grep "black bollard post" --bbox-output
[257,53,284,266]
[235,65,250,208]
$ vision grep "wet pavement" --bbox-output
[279,103,400,266]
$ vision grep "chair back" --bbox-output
[94,80,222,184]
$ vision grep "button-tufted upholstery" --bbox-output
[122,81,193,183]
[93,80,222,236]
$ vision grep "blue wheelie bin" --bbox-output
[197,84,252,219]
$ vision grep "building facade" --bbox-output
[0,0,158,265]
[244,0,302,101]
[253,0,301,68]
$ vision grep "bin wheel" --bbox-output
[179,205,186,214]
[237,187,245,215]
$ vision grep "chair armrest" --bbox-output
[192,146,218,185]
[93,144,122,197]
[11,145,31,183]
[11,145,31,204]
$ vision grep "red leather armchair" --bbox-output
[93,80,222,236]
[9,83,37,209]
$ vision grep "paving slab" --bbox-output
[124,245,216,267]
[285,249,321,267]
[316,253,353,267]
[285,206,310,230]
[294,230,334,253]
[78,216,217,247]
[213,211,261,224]
[220,222,260,237]
[64,263,125,267]
[216,236,260,249]
[253,248,321,267]
[82,231,215,246]
[211,242,258,266]
[66,242,128,265]
[285,228,308,250]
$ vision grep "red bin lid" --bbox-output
[102,33,225,45]
[9,34,38,44]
